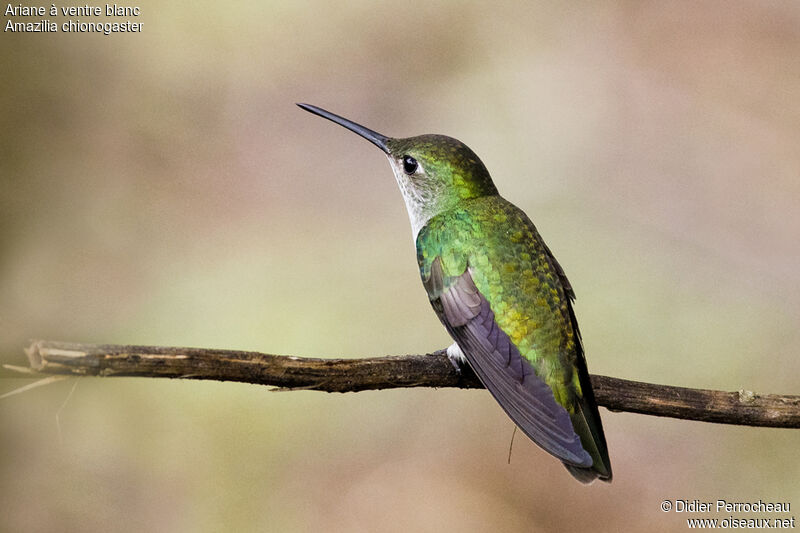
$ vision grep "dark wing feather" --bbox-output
[561,294,613,482]
[546,244,613,482]
[426,258,593,468]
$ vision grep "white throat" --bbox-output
[389,164,435,242]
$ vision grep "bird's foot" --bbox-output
[446,343,468,375]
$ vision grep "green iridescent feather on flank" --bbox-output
[416,196,582,410]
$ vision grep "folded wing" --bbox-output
[426,257,593,468]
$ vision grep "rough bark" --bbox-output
[17,340,800,428]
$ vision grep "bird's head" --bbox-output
[298,104,498,237]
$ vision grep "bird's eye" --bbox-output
[402,155,418,175]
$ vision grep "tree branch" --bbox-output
[14,340,800,428]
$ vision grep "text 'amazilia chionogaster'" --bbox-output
[298,103,612,483]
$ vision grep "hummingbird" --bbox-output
[298,103,612,483]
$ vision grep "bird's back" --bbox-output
[417,195,611,482]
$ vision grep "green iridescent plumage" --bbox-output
[417,196,580,408]
[298,104,611,483]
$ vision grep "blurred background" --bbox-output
[2,1,799,531]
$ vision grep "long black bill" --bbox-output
[297,103,391,154]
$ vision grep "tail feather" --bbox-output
[564,394,612,483]
[563,462,605,484]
